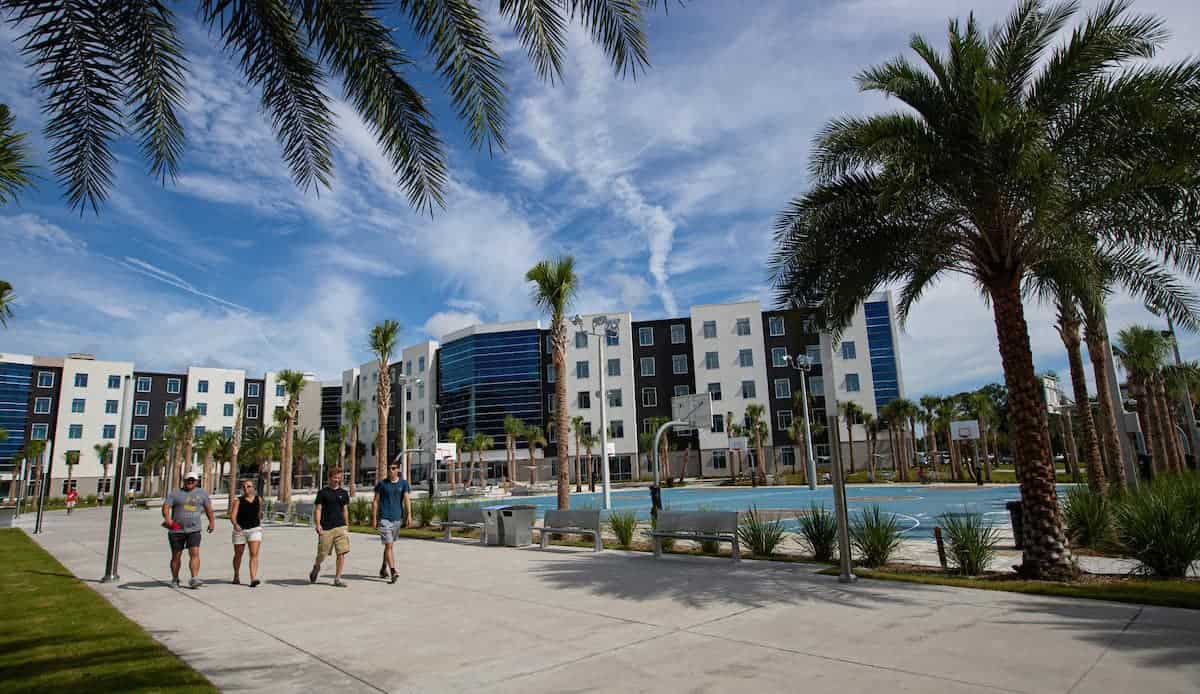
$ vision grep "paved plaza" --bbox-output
[24,506,1200,693]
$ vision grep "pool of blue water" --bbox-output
[488,484,1076,539]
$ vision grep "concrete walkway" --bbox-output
[24,507,1200,693]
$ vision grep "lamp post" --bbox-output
[393,373,422,481]
[573,314,620,509]
[102,374,132,582]
[784,353,818,491]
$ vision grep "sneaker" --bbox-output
[333,578,347,588]
[309,565,320,584]
[379,564,388,579]
[189,578,203,589]
[250,580,260,588]
[171,577,181,588]
[389,570,398,585]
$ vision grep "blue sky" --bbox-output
[2,0,1199,398]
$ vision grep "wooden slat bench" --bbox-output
[441,507,485,544]
[536,510,603,552]
[650,511,740,561]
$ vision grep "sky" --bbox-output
[2,0,1199,400]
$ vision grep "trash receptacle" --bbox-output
[499,505,536,547]
[481,507,504,545]
[1005,500,1023,550]
[0,506,15,529]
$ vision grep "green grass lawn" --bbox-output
[820,566,1200,610]
[0,529,217,694]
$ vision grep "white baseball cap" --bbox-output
[184,471,200,481]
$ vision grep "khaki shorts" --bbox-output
[315,525,350,563]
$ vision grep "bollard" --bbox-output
[933,526,948,568]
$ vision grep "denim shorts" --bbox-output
[378,519,402,544]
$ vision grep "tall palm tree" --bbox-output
[862,412,880,482]
[3,0,671,213]
[503,415,524,488]
[769,0,1200,577]
[523,425,546,487]
[570,415,585,493]
[580,432,599,491]
[228,398,244,505]
[447,427,466,492]
[342,399,363,495]
[968,393,997,483]
[526,256,578,510]
[472,433,494,486]
[64,449,79,488]
[92,442,113,501]
[20,439,46,501]
[935,399,961,480]
[369,320,400,485]
[174,407,201,482]
[838,401,862,476]
[0,105,33,205]
[1116,327,1176,475]
[242,426,278,496]
[214,431,234,498]
[879,400,902,479]
[891,398,921,483]
[195,431,224,494]
[0,280,15,328]
[293,429,320,489]
[335,424,348,473]
[275,369,307,502]
[145,435,171,496]
[744,403,767,485]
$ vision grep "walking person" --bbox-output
[230,479,263,587]
[65,488,78,515]
[163,471,215,589]
[372,461,412,584]
[309,467,350,587]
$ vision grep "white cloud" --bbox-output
[3,213,86,252]
[422,311,482,341]
[312,245,406,278]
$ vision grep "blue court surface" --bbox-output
[490,484,1076,539]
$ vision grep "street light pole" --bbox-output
[574,315,619,509]
[786,354,818,491]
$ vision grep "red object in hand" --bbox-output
[169,521,183,531]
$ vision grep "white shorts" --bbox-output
[232,526,263,545]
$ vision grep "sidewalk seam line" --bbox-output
[1064,605,1143,694]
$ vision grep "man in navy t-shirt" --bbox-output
[372,461,411,584]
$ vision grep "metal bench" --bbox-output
[537,510,603,552]
[133,498,153,510]
[441,506,485,544]
[650,511,740,561]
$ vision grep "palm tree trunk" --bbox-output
[1085,315,1126,488]
[348,430,359,496]
[1132,380,1163,475]
[845,421,855,474]
[989,278,1073,578]
[573,433,581,493]
[1061,321,1106,492]
[1157,380,1184,472]
[1061,412,1081,484]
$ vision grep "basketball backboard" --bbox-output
[949,420,981,441]
[672,392,713,431]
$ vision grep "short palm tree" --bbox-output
[196,431,224,494]
[838,401,862,476]
[0,280,15,327]
[20,439,46,499]
[471,433,494,487]
[174,407,201,482]
[335,424,348,472]
[64,450,80,489]
[523,424,546,487]
[93,442,113,501]
[242,426,278,496]
[580,432,598,491]
[0,105,33,205]
[342,399,363,495]
[1116,326,1178,474]
[275,369,307,501]
[526,256,578,509]
[570,415,586,493]
[503,415,524,488]
[447,427,466,491]
[769,0,1200,577]
[369,320,400,485]
[293,429,320,489]
[227,398,244,504]
[744,403,767,485]
[3,0,670,212]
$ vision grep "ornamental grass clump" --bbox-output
[938,512,1000,576]
[850,505,903,568]
[348,497,372,526]
[796,503,838,562]
[737,506,787,557]
[1113,475,1200,578]
[607,510,638,549]
[414,496,437,527]
[1061,486,1113,550]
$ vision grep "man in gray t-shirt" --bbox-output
[163,471,215,589]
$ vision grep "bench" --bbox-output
[133,498,153,510]
[650,511,740,562]
[441,507,485,544]
[537,510,603,552]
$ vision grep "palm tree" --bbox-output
[862,412,880,482]
[3,0,669,213]
[878,400,902,479]
[935,398,961,480]
[838,401,862,476]
[769,0,1200,577]
[369,320,400,485]
[228,398,244,504]
[890,398,920,483]
[335,424,348,473]
[195,431,223,494]
[447,427,466,492]
[569,415,585,493]
[274,369,306,502]
[0,105,33,205]
[92,442,113,501]
[1116,327,1176,475]
[145,435,171,496]
[293,429,320,489]
[20,439,46,501]
[343,399,364,495]
[523,425,546,487]
[242,426,278,496]
[0,280,15,328]
[64,449,79,488]
[467,431,486,487]
[215,431,234,498]
[174,407,201,482]
[743,404,767,485]
[968,393,997,483]
[636,429,654,482]
[503,415,524,488]
[526,256,578,509]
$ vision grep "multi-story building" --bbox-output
[186,367,245,441]
[1,353,34,499]
[320,384,342,433]
[631,316,697,477]
[51,354,135,497]
[129,370,188,493]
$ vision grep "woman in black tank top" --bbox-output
[230,480,263,586]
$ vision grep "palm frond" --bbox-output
[0,105,35,203]
[525,256,578,317]
[115,0,187,183]
[499,0,567,83]
[568,0,649,77]
[988,0,1076,102]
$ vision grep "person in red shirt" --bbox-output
[65,488,79,515]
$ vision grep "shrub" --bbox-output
[938,513,999,575]
[607,511,638,549]
[795,503,838,562]
[737,506,787,557]
[1113,476,1200,578]
[850,505,903,567]
[348,497,372,526]
[1062,486,1113,549]
[434,500,451,523]
[414,496,437,527]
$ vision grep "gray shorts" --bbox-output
[378,518,402,544]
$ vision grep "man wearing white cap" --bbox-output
[163,470,215,589]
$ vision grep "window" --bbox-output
[809,376,824,396]
[224,381,236,394]
[547,394,556,413]
[34,397,51,414]
[707,383,722,401]
[582,422,593,437]
[247,404,259,420]
[703,320,717,338]
[546,335,553,354]
[607,389,623,408]
[68,424,83,439]
[102,424,116,439]
[639,357,656,377]
[32,424,48,440]
[247,382,260,397]
[607,359,621,377]
[37,371,55,388]
[406,411,411,422]
[711,450,727,469]
[133,400,149,416]
[610,420,624,439]
[578,391,591,409]
[71,398,85,413]
[418,356,426,372]
[132,424,147,441]
[576,361,590,379]
[197,403,207,416]
[841,341,857,360]
[606,330,619,347]
[418,383,425,399]
[220,426,232,437]
[781,447,797,468]
[575,331,588,348]
[74,373,88,388]
[711,415,724,433]
[846,374,861,392]
[638,326,654,346]
[769,315,785,336]
[167,378,181,394]
[672,354,688,375]
[670,323,686,344]
[223,404,234,417]
[418,410,425,425]
[673,384,690,398]
[61,479,78,494]
[806,345,822,365]
[107,375,120,389]
[705,351,719,370]
[194,426,205,438]
[771,347,788,368]
[741,381,757,399]
[405,361,413,376]
[406,387,412,401]
[275,383,285,397]
[774,378,792,399]
[738,349,754,367]
[736,318,751,336]
[165,401,179,417]
[135,376,151,392]
[778,410,793,430]
[197,380,209,393]
[105,399,118,414]
[641,388,658,407]
[546,364,556,383]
